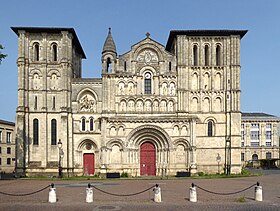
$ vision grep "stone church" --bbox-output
[12,27,247,177]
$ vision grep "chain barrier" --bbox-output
[0,184,50,196]
[193,183,257,196]
[92,185,155,197]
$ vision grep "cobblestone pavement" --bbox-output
[0,172,280,211]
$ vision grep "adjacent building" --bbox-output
[0,119,16,173]
[12,27,247,177]
[241,112,280,167]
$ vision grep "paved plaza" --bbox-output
[1,171,280,211]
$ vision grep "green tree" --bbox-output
[0,44,7,64]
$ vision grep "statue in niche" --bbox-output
[145,101,151,111]
[160,101,167,112]
[170,83,175,95]
[50,73,58,90]
[153,101,159,112]
[33,73,40,90]
[128,83,133,95]
[120,101,126,112]
[79,94,96,112]
[162,83,167,95]
[119,83,125,95]
[168,101,174,111]
[136,101,143,111]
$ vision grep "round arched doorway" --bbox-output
[140,142,156,176]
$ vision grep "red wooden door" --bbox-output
[140,142,156,176]
[83,153,95,175]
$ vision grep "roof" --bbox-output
[241,112,280,121]
[165,30,248,51]
[102,28,116,54]
[11,27,86,59]
[0,119,15,126]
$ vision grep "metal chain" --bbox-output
[194,183,257,196]
[92,185,155,197]
[0,184,50,196]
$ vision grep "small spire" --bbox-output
[102,27,116,54]
[146,32,150,38]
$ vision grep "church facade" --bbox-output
[12,27,247,177]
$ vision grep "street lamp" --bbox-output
[216,153,221,174]
[58,139,63,178]
[226,138,231,175]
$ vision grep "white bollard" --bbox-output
[189,183,197,202]
[86,183,93,203]
[153,184,162,203]
[255,182,263,202]
[48,183,57,203]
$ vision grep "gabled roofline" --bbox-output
[11,27,86,59]
[165,30,248,51]
[0,119,15,126]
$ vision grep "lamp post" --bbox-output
[226,138,231,175]
[58,139,63,178]
[216,153,221,174]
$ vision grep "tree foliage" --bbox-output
[0,44,7,64]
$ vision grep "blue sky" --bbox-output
[0,0,280,122]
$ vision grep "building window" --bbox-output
[52,43,58,61]
[33,118,39,145]
[7,147,11,154]
[266,152,272,159]
[0,158,1,165]
[81,118,86,131]
[193,45,198,66]
[216,45,221,66]
[124,61,127,71]
[169,62,172,71]
[52,96,56,110]
[106,57,112,72]
[252,154,258,161]
[144,72,152,94]
[51,119,57,145]
[6,132,11,143]
[250,123,259,147]
[34,96,38,110]
[0,147,1,154]
[241,124,244,146]
[7,158,11,165]
[241,152,244,161]
[204,45,209,66]
[34,43,39,61]
[0,131,2,142]
[89,118,94,131]
[207,120,214,137]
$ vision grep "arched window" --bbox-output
[51,119,57,145]
[34,43,39,61]
[144,72,152,94]
[81,117,86,131]
[52,44,58,61]
[106,57,112,72]
[204,45,209,66]
[33,119,39,145]
[34,96,37,110]
[52,96,56,110]
[89,117,94,131]
[124,61,127,71]
[252,154,258,161]
[216,45,221,66]
[193,45,198,66]
[207,120,214,137]
[266,152,272,159]
[169,62,172,71]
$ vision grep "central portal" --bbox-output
[140,142,156,176]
